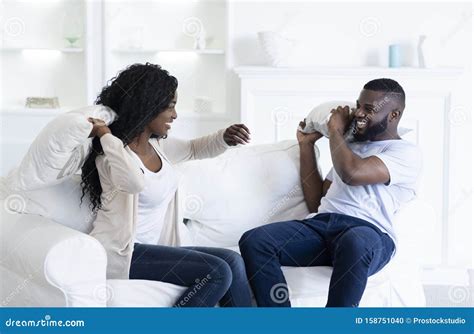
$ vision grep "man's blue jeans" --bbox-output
[239,213,395,307]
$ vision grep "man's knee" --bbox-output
[238,226,268,256]
[335,227,379,260]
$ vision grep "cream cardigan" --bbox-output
[89,130,229,279]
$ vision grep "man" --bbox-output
[239,78,422,307]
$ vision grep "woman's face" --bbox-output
[147,91,178,137]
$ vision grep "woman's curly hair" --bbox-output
[81,63,178,212]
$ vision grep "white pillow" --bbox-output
[23,175,95,234]
[178,140,321,248]
[0,173,95,233]
[299,101,412,138]
[6,105,116,192]
[299,101,356,137]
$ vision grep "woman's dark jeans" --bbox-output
[130,243,252,307]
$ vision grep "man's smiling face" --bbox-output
[352,89,397,142]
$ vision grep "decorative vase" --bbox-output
[389,44,401,68]
[194,29,207,50]
[258,31,296,67]
[62,6,83,49]
[417,35,440,68]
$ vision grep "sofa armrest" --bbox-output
[1,202,107,306]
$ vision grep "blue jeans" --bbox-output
[239,213,395,307]
[129,244,252,307]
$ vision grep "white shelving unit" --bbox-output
[112,48,225,55]
[0,1,88,175]
[103,0,229,122]
[1,0,88,112]
[0,0,231,174]
[1,107,77,116]
[1,1,229,117]
[1,47,84,53]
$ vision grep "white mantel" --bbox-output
[234,65,464,270]
[234,66,463,78]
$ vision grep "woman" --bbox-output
[81,63,252,307]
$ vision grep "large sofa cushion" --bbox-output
[23,175,95,233]
[106,279,187,307]
[178,140,321,247]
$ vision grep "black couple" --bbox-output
[82,62,421,307]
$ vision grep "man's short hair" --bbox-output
[363,78,405,110]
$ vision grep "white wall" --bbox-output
[228,2,471,66]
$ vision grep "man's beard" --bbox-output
[352,114,389,142]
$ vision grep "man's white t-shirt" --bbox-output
[307,139,422,248]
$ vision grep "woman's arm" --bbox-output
[160,124,250,164]
[97,133,145,194]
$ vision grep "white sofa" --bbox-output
[0,140,428,307]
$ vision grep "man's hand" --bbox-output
[88,117,111,138]
[328,105,352,135]
[297,119,323,146]
[224,124,251,146]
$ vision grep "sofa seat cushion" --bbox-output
[106,279,187,307]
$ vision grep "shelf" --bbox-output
[178,112,230,121]
[234,66,464,78]
[1,107,80,117]
[112,48,225,55]
[1,47,84,53]
[0,107,230,121]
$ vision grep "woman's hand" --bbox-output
[297,119,323,146]
[88,117,111,138]
[223,124,251,146]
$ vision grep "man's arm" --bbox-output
[328,107,390,186]
[297,120,329,213]
[299,142,324,213]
